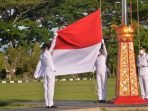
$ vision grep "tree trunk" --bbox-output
[5,68,16,80]
[6,74,11,80]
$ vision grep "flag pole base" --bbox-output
[113,96,147,104]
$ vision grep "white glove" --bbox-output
[34,74,39,79]
[102,39,105,45]
[54,32,58,36]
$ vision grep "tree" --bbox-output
[3,47,24,80]
[0,0,53,23]
[0,0,147,79]
[0,0,52,49]
[0,52,5,70]
[20,43,41,80]
[0,43,41,80]
[132,0,148,24]
[0,20,50,49]
[0,52,6,79]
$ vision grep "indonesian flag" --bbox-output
[53,9,102,76]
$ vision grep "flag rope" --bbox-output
[130,0,133,24]
[136,0,140,50]
[100,0,102,13]
[92,0,102,98]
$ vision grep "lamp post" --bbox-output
[112,0,146,104]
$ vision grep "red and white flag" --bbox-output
[53,9,102,75]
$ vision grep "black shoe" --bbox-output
[99,100,106,103]
[46,106,50,108]
[49,105,57,108]
[94,100,106,103]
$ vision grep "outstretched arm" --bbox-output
[49,32,58,53]
[102,39,108,56]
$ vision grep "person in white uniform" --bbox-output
[34,42,56,108]
[95,40,108,103]
[137,48,148,100]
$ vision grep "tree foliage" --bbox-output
[0,0,147,79]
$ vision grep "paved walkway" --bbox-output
[0,100,148,111]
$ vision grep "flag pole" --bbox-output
[121,0,127,25]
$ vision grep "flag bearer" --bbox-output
[95,40,108,103]
[34,43,57,108]
[137,48,148,100]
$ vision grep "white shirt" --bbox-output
[137,53,148,75]
[34,33,58,78]
[34,50,56,78]
[95,44,108,72]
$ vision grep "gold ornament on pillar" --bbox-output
[114,24,136,42]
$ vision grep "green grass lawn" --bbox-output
[0,78,116,108]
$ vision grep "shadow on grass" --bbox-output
[0,101,11,107]
[0,99,42,108]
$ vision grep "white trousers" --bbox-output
[96,69,107,100]
[139,74,148,99]
[44,73,55,106]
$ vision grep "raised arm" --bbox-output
[49,32,58,53]
[102,39,108,56]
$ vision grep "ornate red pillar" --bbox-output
[113,24,146,104]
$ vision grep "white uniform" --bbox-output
[34,33,57,107]
[95,43,107,100]
[137,53,148,99]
